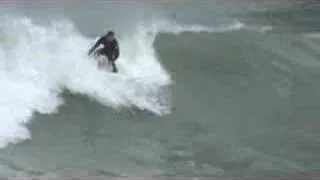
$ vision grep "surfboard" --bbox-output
[92,55,141,82]
[93,55,114,72]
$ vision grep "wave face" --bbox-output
[0,0,250,150]
[0,10,244,149]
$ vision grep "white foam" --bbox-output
[0,16,172,148]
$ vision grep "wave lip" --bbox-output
[0,14,249,149]
[142,18,245,35]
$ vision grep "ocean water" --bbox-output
[0,1,320,179]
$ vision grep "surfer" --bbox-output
[88,30,120,73]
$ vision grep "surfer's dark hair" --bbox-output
[107,30,114,36]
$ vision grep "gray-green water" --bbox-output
[0,1,320,179]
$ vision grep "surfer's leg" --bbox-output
[111,61,118,73]
[106,54,118,73]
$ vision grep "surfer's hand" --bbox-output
[88,49,94,56]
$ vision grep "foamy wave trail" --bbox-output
[0,16,174,149]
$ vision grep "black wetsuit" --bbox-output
[88,35,120,73]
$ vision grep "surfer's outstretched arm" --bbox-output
[88,37,103,55]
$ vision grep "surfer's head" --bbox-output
[106,30,115,41]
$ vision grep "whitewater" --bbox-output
[0,16,171,149]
